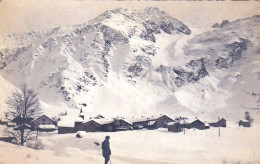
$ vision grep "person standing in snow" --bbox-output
[102,136,111,164]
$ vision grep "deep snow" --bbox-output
[1,124,260,164]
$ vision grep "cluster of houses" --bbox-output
[0,111,253,135]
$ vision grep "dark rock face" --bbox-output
[140,31,156,42]
[128,63,143,77]
[141,46,156,56]
[0,51,6,69]
[216,38,248,69]
[127,56,152,78]
[172,58,209,87]
[212,20,230,28]
[143,21,161,35]
[226,38,248,63]
[219,20,230,28]
[139,8,191,42]
[212,23,220,28]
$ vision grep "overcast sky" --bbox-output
[0,0,259,35]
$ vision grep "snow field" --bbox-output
[36,124,260,164]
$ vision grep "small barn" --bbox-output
[209,118,227,127]
[168,122,183,133]
[82,120,102,132]
[238,120,251,127]
[31,115,55,131]
[114,118,133,131]
[189,119,207,130]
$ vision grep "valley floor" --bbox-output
[1,124,260,164]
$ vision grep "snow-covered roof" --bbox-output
[92,119,114,125]
[167,122,175,126]
[59,116,84,122]
[7,122,16,126]
[128,117,154,123]
[150,114,174,120]
[239,120,250,123]
[120,118,133,125]
[83,118,91,124]
[31,115,53,123]
[57,120,74,127]
[205,118,226,123]
[190,119,203,123]
[38,125,56,129]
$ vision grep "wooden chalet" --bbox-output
[57,121,74,134]
[57,116,83,134]
[209,118,227,127]
[168,122,183,133]
[129,116,154,129]
[98,119,115,132]
[84,119,115,132]
[189,119,208,130]
[147,115,174,129]
[31,115,55,131]
[83,120,102,132]
[238,120,251,127]
[114,118,133,131]
[83,118,133,132]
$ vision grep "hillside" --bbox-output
[0,8,259,121]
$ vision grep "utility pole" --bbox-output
[218,116,220,137]
[183,119,185,135]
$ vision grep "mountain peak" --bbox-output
[143,7,164,14]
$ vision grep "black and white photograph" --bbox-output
[0,0,260,163]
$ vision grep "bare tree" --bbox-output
[4,83,41,146]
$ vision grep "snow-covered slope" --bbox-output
[0,8,259,121]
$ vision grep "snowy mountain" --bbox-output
[0,8,259,121]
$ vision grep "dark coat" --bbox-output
[102,139,111,157]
